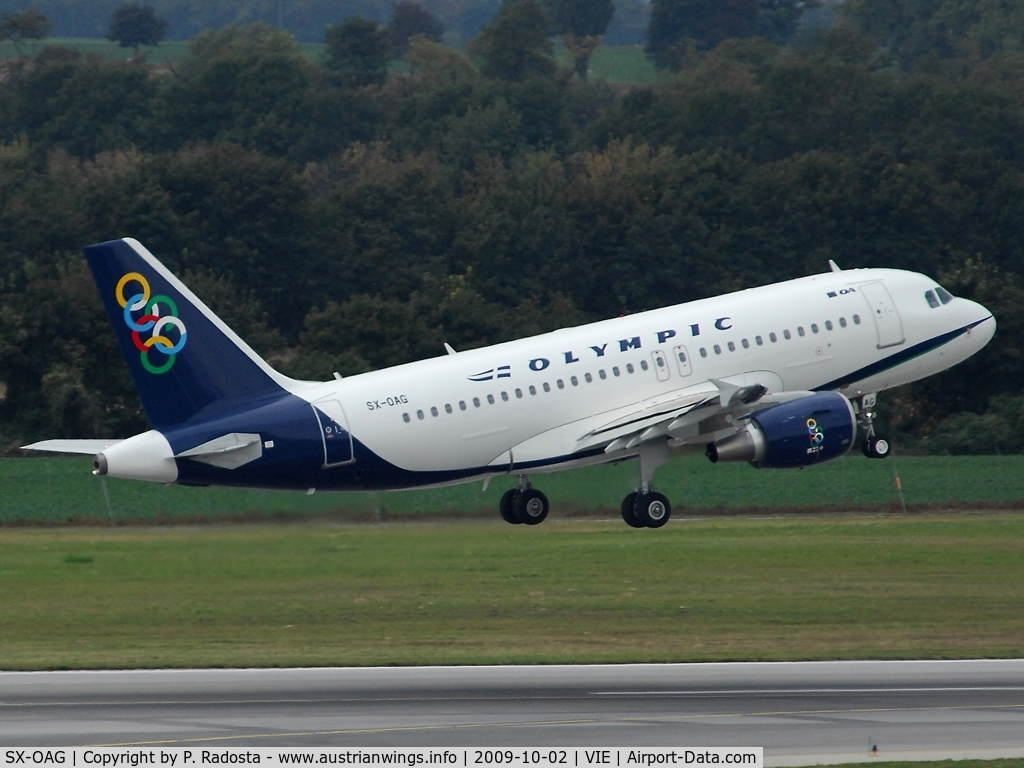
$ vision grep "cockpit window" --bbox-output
[925,290,939,308]
[936,286,954,305]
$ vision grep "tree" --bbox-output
[470,0,556,81]
[389,2,445,59]
[324,17,390,88]
[107,3,170,55]
[0,9,52,55]
[648,0,758,66]
[545,0,615,79]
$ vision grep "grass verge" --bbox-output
[3,453,1024,525]
[2,512,1023,669]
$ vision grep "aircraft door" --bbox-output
[652,350,671,382]
[673,345,693,377]
[859,282,905,349]
[312,399,355,467]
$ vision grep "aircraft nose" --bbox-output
[968,304,996,347]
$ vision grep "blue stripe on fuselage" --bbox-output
[165,391,608,491]
[813,318,990,392]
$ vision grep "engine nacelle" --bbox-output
[706,391,857,469]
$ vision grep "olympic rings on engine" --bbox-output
[116,272,188,375]
[806,417,824,445]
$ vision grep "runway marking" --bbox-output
[622,702,1024,721]
[593,686,1024,695]
[84,718,602,747]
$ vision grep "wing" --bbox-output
[21,439,123,455]
[574,377,816,455]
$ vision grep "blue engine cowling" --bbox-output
[706,391,857,469]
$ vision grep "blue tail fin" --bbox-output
[85,238,301,429]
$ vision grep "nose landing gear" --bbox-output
[499,476,550,525]
[858,393,891,459]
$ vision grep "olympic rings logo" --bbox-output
[806,418,824,446]
[116,272,188,375]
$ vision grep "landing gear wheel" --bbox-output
[515,488,549,525]
[634,491,672,528]
[621,492,643,528]
[864,436,891,459]
[499,489,521,524]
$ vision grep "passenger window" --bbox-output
[529,385,537,395]
[797,326,806,337]
[770,332,777,342]
[811,324,819,333]
[430,406,438,417]
[599,369,607,379]
[839,317,847,328]
[543,382,551,392]
[825,320,833,331]
[445,404,453,414]
[585,372,593,382]
[571,376,579,386]
[473,397,480,407]
[742,338,750,348]
[459,400,467,410]
[640,360,649,371]
[515,388,523,398]
[417,410,425,420]
[500,391,509,401]
[755,336,763,345]
[727,341,736,352]
[612,366,621,376]
[714,344,722,354]
[700,348,708,357]
[403,413,410,423]
[783,330,791,340]
[557,379,565,389]
[627,363,635,373]
[853,314,861,325]
[487,394,495,404]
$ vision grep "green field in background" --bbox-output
[2,512,1023,669]
[0,38,655,82]
[2,453,1023,525]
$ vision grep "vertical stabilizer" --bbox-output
[85,238,301,428]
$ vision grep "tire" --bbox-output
[634,491,671,529]
[621,492,643,528]
[862,438,874,458]
[515,488,549,525]
[869,436,891,459]
[499,489,521,524]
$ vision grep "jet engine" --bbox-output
[706,391,857,469]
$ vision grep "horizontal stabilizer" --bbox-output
[175,433,262,470]
[21,439,122,455]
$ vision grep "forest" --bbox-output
[1,0,1023,454]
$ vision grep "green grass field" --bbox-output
[0,37,655,82]
[2,512,1024,669]
[3,453,1023,525]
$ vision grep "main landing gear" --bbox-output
[858,393,891,460]
[499,475,550,525]
[620,439,674,529]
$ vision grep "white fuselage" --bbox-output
[288,268,994,480]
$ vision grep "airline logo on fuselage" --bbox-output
[465,316,732,381]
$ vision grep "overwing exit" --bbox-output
[24,239,995,528]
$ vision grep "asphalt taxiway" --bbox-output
[3,661,1024,765]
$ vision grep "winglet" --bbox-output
[444,343,457,355]
[829,259,842,273]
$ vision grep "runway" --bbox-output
[3,661,1024,765]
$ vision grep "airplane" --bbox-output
[24,238,995,528]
